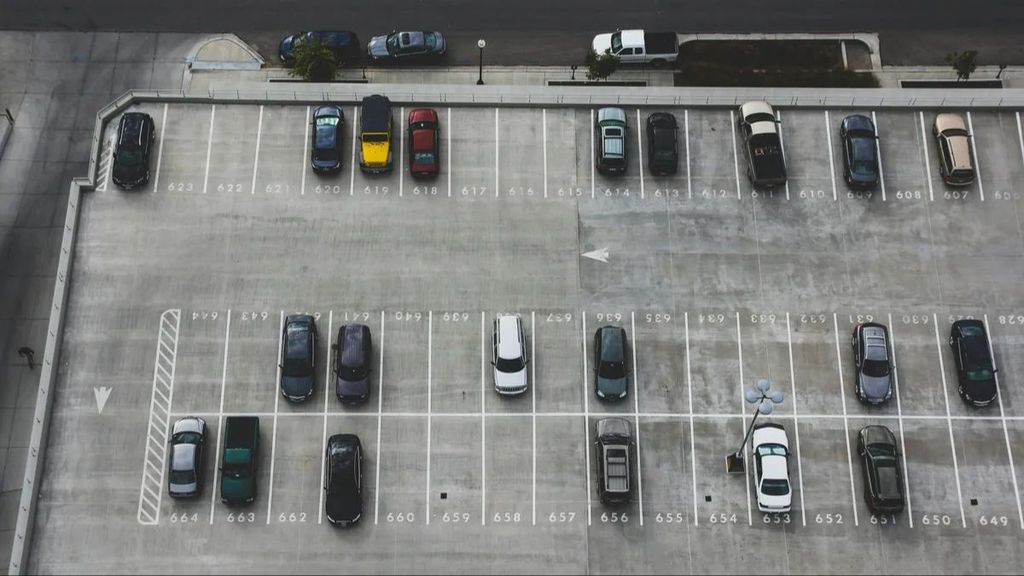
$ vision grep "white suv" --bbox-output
[492,315,528,395]
[752,423,792,513]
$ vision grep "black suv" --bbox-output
[594,326,630,400]
[857,425,905,514]
[839,114,879,189]
[646,112,678,176]
[596,418,632,504]
[280,315,317,402]
[112,112,155,190]
[949,319,997,407]
[325,434,363,526]
[595,107,628,175]
[334,324,372,404]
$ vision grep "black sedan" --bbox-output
[857,425,905,514]
[949,319,998,407]
[325,434,363,526]
[311,105,344,173]
[367,31,446,62]
[280,314,317,402]
[851,322,894,405]
[839,114,879,189]
[646,112,678,176]
[594,326,630,400]
[279,31,361,66]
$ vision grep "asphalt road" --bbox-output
[1,1,1024,68]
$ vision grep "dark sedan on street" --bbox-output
[857,425,905,514]
[325,434,363,526]
[367,30,446,62]
[840,114,880,189]
[311,105,344,173]
[279,31,361,66]
[646,112,678,176]
[949,319,998,407]
[851,322,894,405]
[280,314,317,402]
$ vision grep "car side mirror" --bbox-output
[331,343,338,350]
[490,360,495,366]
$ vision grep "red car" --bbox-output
[408,108,439,177]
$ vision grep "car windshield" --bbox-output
[599,360,625,379]
[340,365,367,381]
[867,445,894,459]
[425,33,438,50]
[757,444,787,457]
[363,133,388,143]
[174,432,201,444]
[117,148,143,166]
[610,33,622,53]
[169,469,194,484]
[385,34,400,54]
[413,152,435,165]
[863,358,890,378]
[945,128,969,137]
[496,356,525,373]
[967,368,994,381]
[762,479,790,496]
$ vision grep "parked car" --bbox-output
[851,322,894,405]
[595,108,628,175]
[590,30,679,65]
[280,314,317,402]
[168,417,207,498]
[219,416,259,505]
[112,112,155,190]
[840,114,879,189]
[492,314,528,395]
[646,112,678,176]
[596,418,632,504]
[857,425,906,514]
[753,423,791,514]
[279,31,361,66]
[949,319,997,407]
[594,326,629,400]
[334,324,372,405]
[738,101,786,188]
[359,95,393,173]
[933,113,975,186]
[324,434,363,526]
[311,105,344,173]
[367,30,446,62]
[408,108,440,178]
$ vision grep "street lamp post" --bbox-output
[726,379,785,474]
[476,39,486,85]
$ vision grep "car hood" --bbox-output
[281,374,314,398]
[592,33,613,55]
[367,35,389,58]
[964,376,997,404]
[326,492,362,523]
[597,375,628,398]
[494,367,527,391]
[112,159,145,184]
[336,375,369,398]
[859,374,891,402]
[279,35,297,59]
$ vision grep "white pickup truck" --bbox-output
[591,29,679,65]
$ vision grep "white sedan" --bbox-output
[752,423,792,513]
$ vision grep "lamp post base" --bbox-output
[726,452,745,474]
[476,79,484,85]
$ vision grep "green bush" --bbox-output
[585,48,619,81]
[289,40,338,82]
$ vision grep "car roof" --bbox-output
[411,126,436,152]
[171,444,196,471]
[496,315,522,360]
[740,101,774,119]
[761,455,788,480]
[602,132,624,156]
[361,95,391,132]
[599,327,625,360]
[597,107,627,124]
[619,29,644,46]
[397,31,426,48]
[935,113,967,133]
[340,324,368,367]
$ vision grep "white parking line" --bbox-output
[636,109,645,200]
[152,103,168,194]
[209,309,231,524]
[399,106,405,197]
[349,106,358,196]
[300,106,310,195]
[887,314,914,528]
[775,110,791,201]
[630,312,644,526]
[932,313,967,527]
[684,110,692,199]
[266,310,284,524]
[1017,112,1024,171]
[531,311,537,525]
[735,313,752,526]
[872,111,887,202]
[983,315,1024,530]
[825,111,838,202]
[590,109,596,199]
[374,311,385,524]
[685,313,697,526]
[426,311,433,525]
[582,310,592,525]
[317,310,332,524]
[202,105,216,194]
[832,313,859,526]
[447,107,452,198]
[495,108,500,197]
[250,105,264,195]
[966,111,985,201]
[480,311,487,526]
[918,112,935,202]
[730,109,741,200]
[786,314,807,526]
[542,109,549,199]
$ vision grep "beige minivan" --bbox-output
[932,113,975,186]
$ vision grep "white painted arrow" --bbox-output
[94,386,112,414]
[582,247,609,263]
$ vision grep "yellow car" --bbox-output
[359,95,393,173]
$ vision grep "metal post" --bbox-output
[571,65,577,81]
[726,404,760,474]
[17,346,35,370]
[477,39,486,85]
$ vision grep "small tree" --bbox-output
[945,50,979,82]
[585,48,619,81]
[290,40,338,82]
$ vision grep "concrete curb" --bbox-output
[677,33,882,71]
[187,33,265,71]
[7,177,88,576]
[0,116,11,161]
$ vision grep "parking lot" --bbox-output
[29,101,1024,574]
